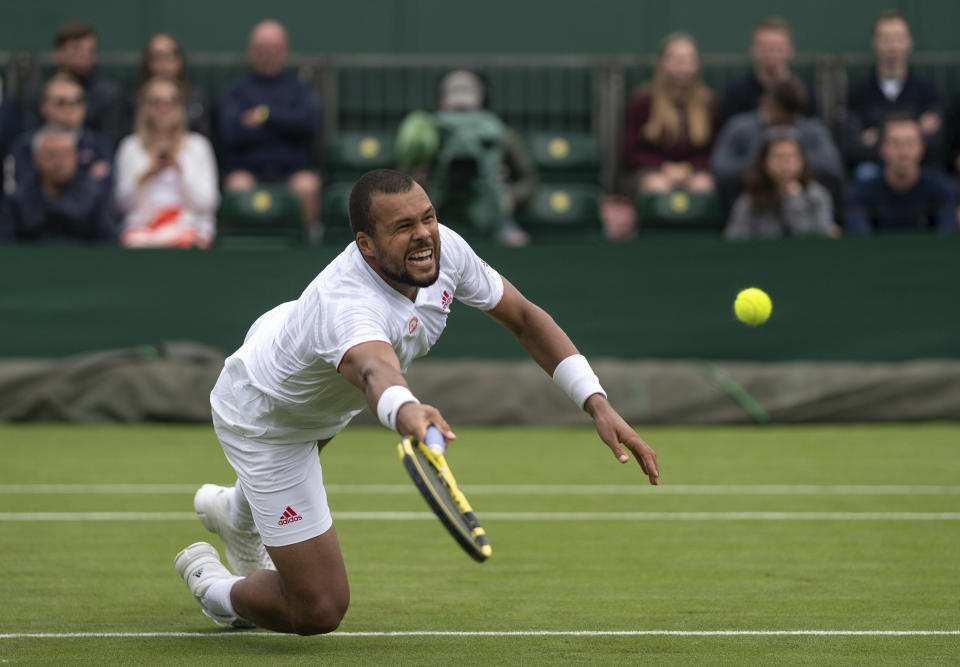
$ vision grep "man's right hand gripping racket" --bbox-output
[397,426,491,562]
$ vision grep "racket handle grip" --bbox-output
[425,425,446,454]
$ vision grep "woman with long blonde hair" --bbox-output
[114,76,219,247]
[624,33,718,194]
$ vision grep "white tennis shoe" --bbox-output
[194,484,276,576]
[174,541,253,628]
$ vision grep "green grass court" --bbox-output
[1,423,958,664]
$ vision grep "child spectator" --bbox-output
[114,77,219,248]
[844,113,957,234]
[8,74,111,191]
[720,16,817,126]
[623,32,717,196]
[0,126,115,242]
[711,77,841,204]
[724,128,838,240]
[220,20,321,240]
[845,10,942,180]
[19,22,127,148]
[135,33,212,138]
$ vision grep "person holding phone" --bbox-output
[113,76,219,248]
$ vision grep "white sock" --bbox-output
[229,483,256,531]
[202,576,243,618]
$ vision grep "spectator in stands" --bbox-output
[134,33,212,137]
[845,10,942,180]
[397,69,537,246]
[114,77,219,248]
[844,113,957,234]
[623,32,717,196]
[20,22,127,148]
[711,76,841,204]
[220,20,321,241]
[8,74,111,192]
[720,16,817,125]
[724,128,838,240]
[0,126,115,242]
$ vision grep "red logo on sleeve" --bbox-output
[441,291,452,310]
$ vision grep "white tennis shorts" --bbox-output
[212,413,334,547]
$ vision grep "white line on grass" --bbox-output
[1,484,958,495]
[1,512,959,521]
[0,630,957,639]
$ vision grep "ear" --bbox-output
[355,231,377,259]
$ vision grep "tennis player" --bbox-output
[175,169,659,634]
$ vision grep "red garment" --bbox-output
[623,91,719,170]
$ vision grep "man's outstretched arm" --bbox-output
[338,341,455,444]
[486,277,659,484]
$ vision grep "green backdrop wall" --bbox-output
[0,0,957,55]
[1,235,957,362]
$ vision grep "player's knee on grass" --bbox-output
[290,592,350,635]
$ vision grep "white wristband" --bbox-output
[377,385,420,432]
[552,354,606,410]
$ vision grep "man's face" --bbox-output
[55,35,97,76]
[751,28,793,76]
[247,23,289,78]
[34,134,78,186]
[880,120,924,171]
[362,184,441,290]
[873,18,912,65]
[41,80,85,128]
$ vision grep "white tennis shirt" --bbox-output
[210,224,504,444]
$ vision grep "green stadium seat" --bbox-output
[321,180,356,245]
[518,183,603,237]
[324,130,396,181]
[217,186,304,246]
[524,131,601,183]
[635,190,723,229]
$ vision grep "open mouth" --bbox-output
[407,248,434,267]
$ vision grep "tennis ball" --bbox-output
[734,287,772,326]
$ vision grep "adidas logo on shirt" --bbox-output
[278,506,302,526]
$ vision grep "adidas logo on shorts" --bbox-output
[278,506,302,526]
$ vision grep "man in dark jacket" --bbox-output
[220,20,321,239]
[720,16,818,127]
[19,22,127,149]
[845,10,942,179]
[8,73,111,192]
[0,126,115,242]
[844,114,956,234]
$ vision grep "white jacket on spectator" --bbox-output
[114,133,219,248]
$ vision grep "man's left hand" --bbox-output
[585,394,659,485]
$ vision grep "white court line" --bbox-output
[1,512,959,521]
[1,484,958,495]
[0,630,957,639]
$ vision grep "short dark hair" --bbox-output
[54,22,97,49]
[879,111,921,144]
[873,9,909,35]
[753,16,792,39]
[348,169,417,237]
[43,72,83,98]
[768,76,808,116]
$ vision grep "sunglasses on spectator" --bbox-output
[46,96,85,107]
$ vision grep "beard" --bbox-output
[376,240,441,288]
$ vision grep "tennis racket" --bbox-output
[397,425,492,562]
